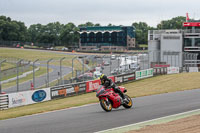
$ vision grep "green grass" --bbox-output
[0,48,75,61]
[1,72,200,120]
[1,67,32,81]
[1,62,16,71]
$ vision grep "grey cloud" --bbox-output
[1,0,200,27]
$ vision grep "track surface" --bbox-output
[1,89,200,133]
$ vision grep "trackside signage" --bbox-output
[51,85,77,99]
[167,67,179,74]
[189,67,199,72]
[86,79,101,92]
[8,88,51,108]
[86,76,115,92]
[135,68,153,80]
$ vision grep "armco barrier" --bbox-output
[0,94,9,110]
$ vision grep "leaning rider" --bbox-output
[99,74,126,101]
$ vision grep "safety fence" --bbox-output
[0,66,197,110]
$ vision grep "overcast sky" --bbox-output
[1,0,200,27]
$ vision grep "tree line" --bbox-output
[0,15,186,47]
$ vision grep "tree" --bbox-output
[0,16,27,42]
[157,16,186,29]
[132,22,154,45]
[28,22,64,46]
[60,22,79,47]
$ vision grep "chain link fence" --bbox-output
[0,51,199,94]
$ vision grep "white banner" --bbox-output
[8,88,51,108]
[167,67,179,74]
[189,67,199,72]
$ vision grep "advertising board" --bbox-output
[78,82,86,91]
[189,67,199,72]
[8,88,51,108]
[123,73,135,82]
[86,76,115,92]
[86,79,101,92]
[136,68,153,80]
[167,67,179,74]
[115,76,123,83]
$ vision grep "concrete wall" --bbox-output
[160,34,183,67]
[148,40,160,64]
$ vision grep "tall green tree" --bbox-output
[157,16,186,29]
[0,16,27,41]
[60,22,79,47]
[28,22,64,46]
[132,22,154,45]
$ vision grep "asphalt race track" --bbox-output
[1,89,200,133]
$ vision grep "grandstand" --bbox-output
[79,26,135,51]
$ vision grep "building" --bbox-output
[79,26,136,51]
[148,19,200,67]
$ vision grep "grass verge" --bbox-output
[1,72,200,120]
[1,62,16,71]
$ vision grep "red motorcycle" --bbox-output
[96,85,132,112]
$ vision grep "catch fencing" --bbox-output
[0,51,199,95]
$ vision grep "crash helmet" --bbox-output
[99,74,107,84]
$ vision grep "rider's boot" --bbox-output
[118,91,128,104]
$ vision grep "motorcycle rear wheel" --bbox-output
[100,99,112,112]
[122,94,132,108]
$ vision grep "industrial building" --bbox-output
[79,26,135,51]
[148,19,200,67]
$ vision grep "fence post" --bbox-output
[60,57,66,85]
[72,56,77,82]
[110,54,112,75]
[47,59,53,87]
[33,59,39,89]
[117,54,120,75]
[17,59,23,92]
[0,59,6,94]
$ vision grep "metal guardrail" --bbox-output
[0,94,9,110]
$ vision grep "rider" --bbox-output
[99,74,126,100]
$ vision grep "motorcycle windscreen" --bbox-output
[96,85,105,97]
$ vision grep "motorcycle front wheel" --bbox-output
[122,94,133,108]
[100,99,112,112]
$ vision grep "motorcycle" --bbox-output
[96,85,132,112]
